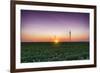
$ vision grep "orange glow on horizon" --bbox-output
[21,32,89,42]
[54,39,59,44]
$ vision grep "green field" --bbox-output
[21,42,89,63]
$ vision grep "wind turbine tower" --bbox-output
[69,30,71,41]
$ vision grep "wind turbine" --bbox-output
[69,30,71,41]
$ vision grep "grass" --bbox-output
[21,42,89,63]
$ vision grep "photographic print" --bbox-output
[11,1,96,72]
[21,10,90,63]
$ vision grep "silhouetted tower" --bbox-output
[69,30,71,41]
[54,35,56,39]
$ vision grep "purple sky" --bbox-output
[21,10,89,42]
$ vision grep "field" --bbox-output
[21,42,89,63]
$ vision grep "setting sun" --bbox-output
[54,39,59,44]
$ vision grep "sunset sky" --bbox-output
[21,10,89,42]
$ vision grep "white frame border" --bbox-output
[15,4,94,69]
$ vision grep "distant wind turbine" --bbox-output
[69,30,71,41]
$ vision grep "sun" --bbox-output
[54,39,59,44]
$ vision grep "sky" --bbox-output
[21,10,89,42]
